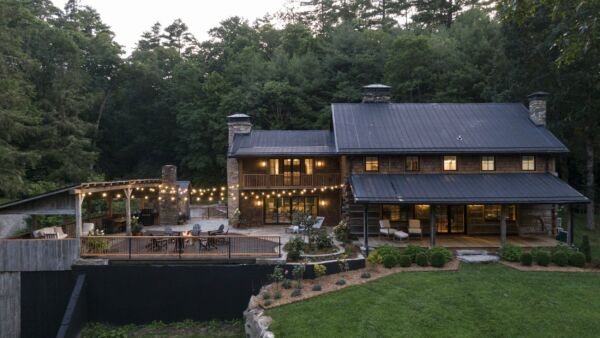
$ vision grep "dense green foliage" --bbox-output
[580,235,592,262]
[535,250,550,266]
[398,254,412,267]
[520,252,533,266]
[568,252,586,268]
[2,0,599,213]
[552,251,568,267]
[267,264,600,338]
[81,319,243,338]
[499,243,522,262]
[430,251,446,268]
[426,246,453,263]
[415,252,428,266]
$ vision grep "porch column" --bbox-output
[568,204,574,245]
[75,193,84,238]
[429,204,436,247]
[500,204,507,246]
[363,203,369,256]
[124,187,132,235]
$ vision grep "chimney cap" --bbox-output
[527,91,550,100]
[362,83,391,90]
[227,113,251,124]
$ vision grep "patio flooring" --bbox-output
[354,234,559,250]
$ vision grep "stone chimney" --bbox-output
[527,91,549,126]
[159,165,179,225]
[227,113,252,223]
[362,84,391,103]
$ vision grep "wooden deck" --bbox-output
[356,235,559,250]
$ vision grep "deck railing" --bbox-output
[80,235,281,259]
[242,173,340,189]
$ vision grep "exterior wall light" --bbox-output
[316,160,325,168]
[259,161,267,168]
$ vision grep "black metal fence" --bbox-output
[80,235,281,259]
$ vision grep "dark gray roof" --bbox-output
[229,130,336,157]
[332,103,568,154]
[349,173,588,204]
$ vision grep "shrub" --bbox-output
[335,279,346,286]
[367,251,383,268]
[270,265,284,290]
[430,252,446,268]
[568,252,586,268]
[262,292,271,300]
[499,243,522,262]
[310,229,333,249]
[551,243,573,256]
[285,236,305,261]
[312,284,322,291]
[415,252,428,267]
[264,300,272,307]
[361,272,371,279]
[273,291,281,299]
[581,235,592,263]
[427,246,453,263]
[292,264,306,288]
[552,252,568,267]
[592,260,600,269]
[333,220,350,242]
[313,264,327,279]
[282,279,292,289]
[399,255,412,267]
[535,251,550,266]
[291,289,302,297]
[403,245,426,263]
[520,252,533,266]
[383,255,397,268]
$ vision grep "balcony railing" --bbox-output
[242,173,340,189]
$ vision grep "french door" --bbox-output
[436,205,465,234]
[264,196,318,224]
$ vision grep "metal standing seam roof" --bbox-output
[332,103,569,154]
[229,130,337,157]
[349,173,589,204]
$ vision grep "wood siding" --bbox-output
[0,239,80,272]
[0,272,20,338]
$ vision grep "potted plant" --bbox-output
[131,216,143,236]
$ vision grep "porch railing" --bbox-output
[242,173,340,189]
[80,235,281,259]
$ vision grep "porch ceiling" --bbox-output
[349,173,589,204]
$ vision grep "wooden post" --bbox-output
[75,193,84,238]
[363,204,369,256]
[568,204,574,245]
[430,205,436,247]
[125,187,132,235]
[500,205,507,246]
[106,194,113,219]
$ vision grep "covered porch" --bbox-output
[355,234,559,250]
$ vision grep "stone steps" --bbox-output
[456,249,499,264]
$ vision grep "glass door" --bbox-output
[283,159,301,186]
[436,205,465,234]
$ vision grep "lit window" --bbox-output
[382,205,401,222]
[443,156,457,171]
[484,205,501,221]
[481,156,495,171]
[405,156,419,171]
[304,159,313,175]
[522,156,535,171]
[269,159,279,175]
[365,156,379,172]
[414,204,430,219]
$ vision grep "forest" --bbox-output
[1,0,599,226]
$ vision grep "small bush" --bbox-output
[282,279,292,289]
[520,252,533,266]
[264,300,272,307]
[262,292,271,300]
[580,235,592,263]
[333,220,350,242]
[430,252,446,268]
[568,252,586,268]
[536,251,550,266]
[335,279,346,286]
[551,243,573,257]
[403,245,426,263]
[427,246,453,263]
[291,289,302,297]
[500,243,522,262]
[399,255,412,267]
[367,251,383,267]
[377,245,402,264]
[285,236,305,261]
[361,272,371,279]
[383,254,397,268]
[312,284,322,291]
[313,264,327,279]
[310,229,333,249]
[415,252,428,267]
[273,291,281,299]
[552,252,568,267]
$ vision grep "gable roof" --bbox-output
[349,173,588,204]
[229,130,336,157]
[332,103,568,154]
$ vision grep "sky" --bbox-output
[52,0,288,53]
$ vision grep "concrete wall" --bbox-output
[0,239,80,272]
[0,214,28,238]
[0,272,20,338]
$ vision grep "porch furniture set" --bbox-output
[285,216,325,234]
[379,219,423,241]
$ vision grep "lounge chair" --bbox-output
[208,224,225,236]
[408,219,423,239]
[379,220,396,239]
[33,226,68,239]
[312,217,325,230]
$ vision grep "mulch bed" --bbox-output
[499,260,600,272]
[261,259,459,309]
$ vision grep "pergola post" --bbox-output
[363,203,369,257]
[125,187,132,235]
[429,204,436,247]
[500,204,507,246]
[75,193,84,238]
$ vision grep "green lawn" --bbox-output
[267,265,600,338]
[81,320,244,338]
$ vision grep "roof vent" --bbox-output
[362,84,391,103]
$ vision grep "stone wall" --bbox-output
[227,115,252,222]
[159,165,179,225]
[244,284,274,338]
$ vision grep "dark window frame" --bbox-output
[405,156,420,172]
[481,156,495,171]
[365,156,379,172]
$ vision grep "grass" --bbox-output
[267,264,600,338]
[80,319,244,338]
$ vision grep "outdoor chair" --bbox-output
[379,220,396,239]
[408,219,423,239]
[312,217,325,230]
[208,224,225,236]
[191,224,202,236]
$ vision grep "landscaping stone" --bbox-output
[456,249,489,256]
[458,254,499,264]
[244,286,275,338]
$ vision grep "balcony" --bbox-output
[241,173,340,189]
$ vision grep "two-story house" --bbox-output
[227,84,587,246]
